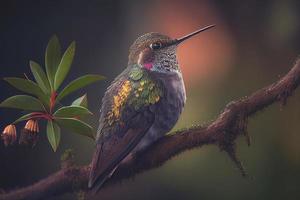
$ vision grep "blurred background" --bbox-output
[1,0,300,199]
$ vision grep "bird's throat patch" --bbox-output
[143,63,153,70]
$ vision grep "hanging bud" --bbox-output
[1,124,17,146]
[19,120,39,147]
[24,120,39,133]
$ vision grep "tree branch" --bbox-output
[1,57,300,200]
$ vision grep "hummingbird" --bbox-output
[89,24,215,191]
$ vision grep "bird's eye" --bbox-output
[150,42,162,50]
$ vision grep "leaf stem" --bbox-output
[50,91,57,114]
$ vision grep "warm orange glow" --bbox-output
[145,0,237,87]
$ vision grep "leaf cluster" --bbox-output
[0,36,105,151]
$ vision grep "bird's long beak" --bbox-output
[167,24,215,47]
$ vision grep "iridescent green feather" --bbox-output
[128,66,162,110]
[102,65,163,128]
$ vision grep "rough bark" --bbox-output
[1,57,300,200]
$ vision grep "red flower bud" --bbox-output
[19,120,40,147]
[1,124,17,146]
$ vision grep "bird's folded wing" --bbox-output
[89,111,155,190]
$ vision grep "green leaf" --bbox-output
[55,118,94,139]
[54,41,76,90]
[0,95,45,111]
[14,113,34,124]
[72,94,88,108]
[47,120,61,152]
[53,105,92,118]
[30,60,51,94]
[56,74,105,102]
[4,77,49,106]
[45,35,61,89]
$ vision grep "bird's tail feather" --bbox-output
[89,165,118,195]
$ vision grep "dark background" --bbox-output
[1,0,300,199]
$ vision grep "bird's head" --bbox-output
[128,24,215,74]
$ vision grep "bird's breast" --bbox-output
[133,72,186,152]
[156,72,186,129]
